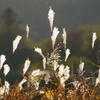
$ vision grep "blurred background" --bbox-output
[0,0,100,79]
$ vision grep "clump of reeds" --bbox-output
[0,6,100,100]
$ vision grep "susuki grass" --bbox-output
[0,6,100,100]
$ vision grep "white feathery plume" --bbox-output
[48,6,55,31]
[18,78,27,90]
[95,69,100,86]
[3,64,10,76]
[62,28,67,50]
[53,61,59,71]
[60,77,66,85]
[58,64,70,88]
[34,47,44,57]
[31,69,40,76]
[58,64,64,77]
[65,48,71,61]
[79,61,84,73]
[43,58,46,69]
[0,86,5,95]
[92,32,97,49]
[23,58,31,75]
[4,80,10,94]
[51,27,60,49]
[13,35,22,53]
[64,65,70,79]
[26,24,29,41]
[0,54,6,70]
[34,47,46,69]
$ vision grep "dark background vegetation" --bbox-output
[0,0,100,78]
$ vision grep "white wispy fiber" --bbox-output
[58,64,65,77]
[95,69,100,86]
[48,6,55,31]
[18,78,27,90]
[0,80,10,95]
[23,58,31,75]
[13,35,22,53]
[92,32,97,49]
[0,54,6,70]
[62,28,67,50]
[63,65,70,80]
[53,61,59,71]
[3,64,10,76]
[4,80,10,94]
[26,24,29,41]
[31,69,40,76]
[72,81,81,90]
[65,49,71,61]
[58,64,70,88]
[34,47,46,69]
[0,86,5,95]
[34,80,40,90]
[51,27,60,49]
[79,61,84,73]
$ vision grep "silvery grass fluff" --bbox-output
[48,6,55,31]
[51,27,60,50]
[13,35,22,53]
[23,58,31,75]
[58,64,70,88]
[0,80,10,95]
[78,60,85,75]
[18,78,27,90]
[0,54,6,70]
[26,24,29,41]
[62,28,67,51]
[3,64,10,76]
[65,49,71,62]
[34,47,46,69]
[92,32,97,49]
[95,69,100,86]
